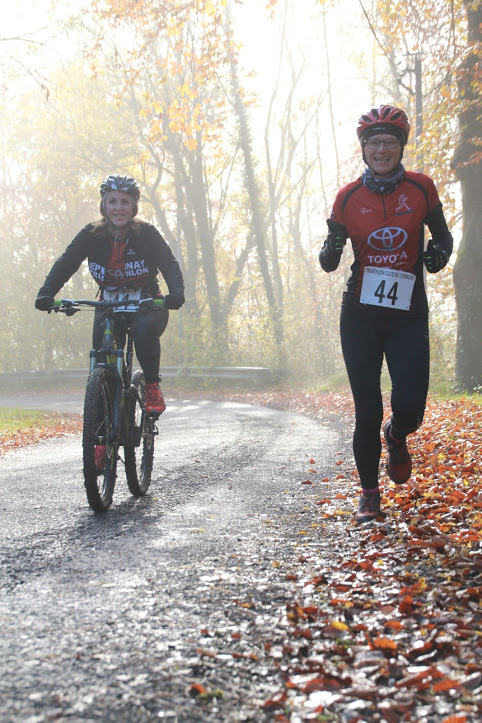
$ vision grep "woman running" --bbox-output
[319,105,453,523]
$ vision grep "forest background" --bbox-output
[1,0,480,393]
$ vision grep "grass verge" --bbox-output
[0,407,82,456]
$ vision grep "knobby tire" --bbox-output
[124,370,155,496]
[83,366,118,512]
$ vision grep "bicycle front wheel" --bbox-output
[83,366,118,512]
[124,370,155,496]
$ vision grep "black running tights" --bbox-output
[340,306,430,489]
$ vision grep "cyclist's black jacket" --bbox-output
[38,221,184,301]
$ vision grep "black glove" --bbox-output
[35,295,55,311]
[325,219,348,255]
[423,240,448,274]
[163,294,184,310]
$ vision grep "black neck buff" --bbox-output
[362,163,405,194]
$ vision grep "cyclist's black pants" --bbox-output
[93,307,169,384]
[340,306,430,490]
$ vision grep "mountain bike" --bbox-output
[53,295,165,512]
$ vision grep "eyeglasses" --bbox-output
[365,138,401,150]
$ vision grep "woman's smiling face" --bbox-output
[363,134,402,178]
[104,190,135,229]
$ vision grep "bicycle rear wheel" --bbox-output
[124,370,155,496]
[83,366,118,512]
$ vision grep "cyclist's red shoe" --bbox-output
[145,382,166,414]
[95,444,106,472]
[384,421,412,483]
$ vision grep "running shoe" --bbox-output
[145,382,166,414]
[384,421,412,483]
[355,490,385,523]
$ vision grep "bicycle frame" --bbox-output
[63,301,130,446]
[59,297,163,442]
[57,297,162,375]
[90,312,133,447]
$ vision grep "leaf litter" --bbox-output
[0,411,82,456]
[2,390,480,722]
[173,390,481,722]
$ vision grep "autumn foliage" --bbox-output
[90,0,234,151]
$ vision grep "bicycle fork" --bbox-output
[89,320,128,450]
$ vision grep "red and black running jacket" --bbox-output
[320,171,453,315]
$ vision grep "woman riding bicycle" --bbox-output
[35,174,185,417]
[319,105,453,523]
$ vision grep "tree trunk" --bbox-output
[165,131,230,360]
[452,0,482,392]
[226,17,285,357]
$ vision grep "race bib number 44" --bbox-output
[360,267,415,311]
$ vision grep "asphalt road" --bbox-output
[0,396,344,722]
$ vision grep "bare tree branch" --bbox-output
[357,0,413,94]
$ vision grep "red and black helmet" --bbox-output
[356,105,411,145]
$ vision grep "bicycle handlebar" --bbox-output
[53,297,165,313]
